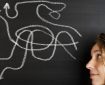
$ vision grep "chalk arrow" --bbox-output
[3,2,18,19]
[3,3,10,10]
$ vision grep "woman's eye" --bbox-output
[96,53,102,60]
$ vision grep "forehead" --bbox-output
[91,44,101,53]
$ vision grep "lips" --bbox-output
[90,73,99,79]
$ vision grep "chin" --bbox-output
[92,80,104,85]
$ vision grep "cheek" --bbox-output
[97,65,105,78]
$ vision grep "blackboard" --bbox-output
[0,0,105,85]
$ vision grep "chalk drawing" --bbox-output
[0,0,82,80]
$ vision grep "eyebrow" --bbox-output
[91,50,102,57]
[92,50,101,53]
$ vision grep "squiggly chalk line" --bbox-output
[0,0,82,80]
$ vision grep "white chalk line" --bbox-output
[4,1,82,37]
[4,0,66,19]
[0,0,82,79]
[0,30,31,80]
[15,25,79,50]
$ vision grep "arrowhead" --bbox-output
[3,3,10,9]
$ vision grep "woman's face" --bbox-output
[86,43,105,85]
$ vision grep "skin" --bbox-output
[86,43,105,85]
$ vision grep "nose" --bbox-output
[86,58,96,70]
